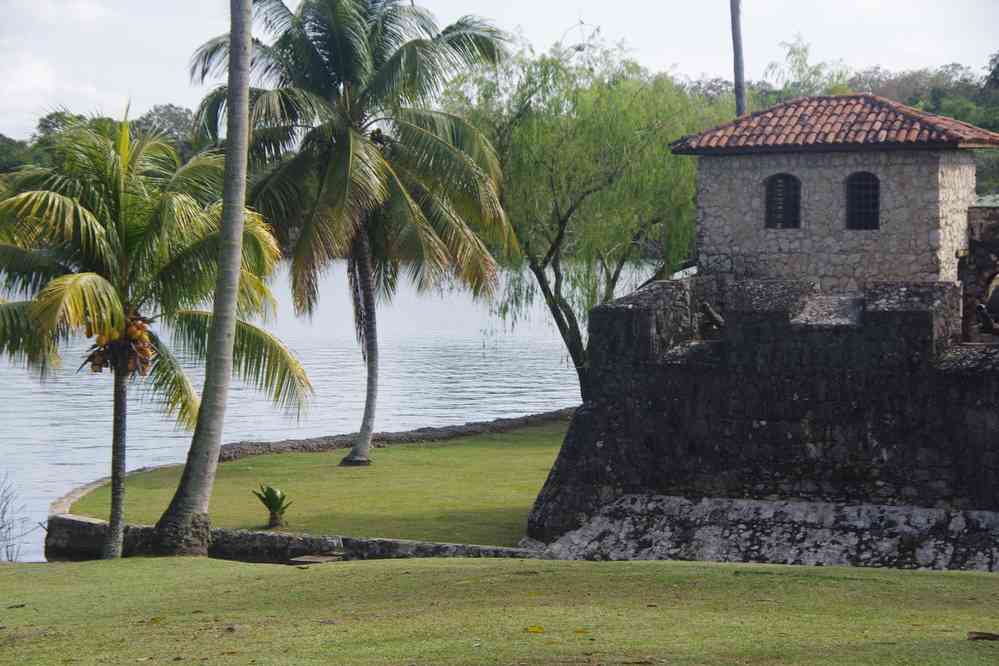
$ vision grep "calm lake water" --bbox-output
[1,263,582,562]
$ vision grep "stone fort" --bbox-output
[529,94,999,570]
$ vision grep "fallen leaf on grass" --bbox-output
[525,626,545,634]
[574,628,590,635]
[968,632,999,641]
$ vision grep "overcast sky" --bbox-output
[1,0,997,140]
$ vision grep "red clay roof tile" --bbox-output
[672,94,999,155]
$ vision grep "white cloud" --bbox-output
[0,52,104,138]
[10,0,111,23]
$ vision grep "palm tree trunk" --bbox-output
[341,230,378,466]
[102,351,128,559]
[154,0,253,555]
[730,0,747,116]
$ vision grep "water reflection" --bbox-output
[0,263,581,561]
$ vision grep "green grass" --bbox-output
[4,557,999,665]
[72,421,568,547]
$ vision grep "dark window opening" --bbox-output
[846,172,880,230]
[765,174,801,229]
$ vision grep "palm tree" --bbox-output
[156,0,257,555]
[0,118,311,558]
[730,0,746,116]
[190,0,510,465]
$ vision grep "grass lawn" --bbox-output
[3,557,999,665]
[72,420,568,547]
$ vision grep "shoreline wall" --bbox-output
[47,408,573,562]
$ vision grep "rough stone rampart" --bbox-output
[528,278,999,567]
[547,495,999,571]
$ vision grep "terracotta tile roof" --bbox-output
[671,94,999,155]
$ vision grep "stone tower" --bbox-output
[671,94,997,291]
[528,95,999,570]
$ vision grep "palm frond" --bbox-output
[376,158,449,291]
[249,151,314,242]
[367,1,438,68]
[168,309,312,416]
[435,16,508,69]
[29,272,124,337]
[359,16,506,108]
[302,0,372,90]
[161,152,226,204]
[289,128,388,314]
[0,298,63,376]
[346,251,367,350]
[145,330,200,429]
[253,0,297,36]
[0,244,73,299]
[142,207,280,314]
[0,191,117,276]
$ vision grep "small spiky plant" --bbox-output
[253,485,293,529]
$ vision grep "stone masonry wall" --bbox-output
[697,150,977,290]
[960,205,999,339]
[528,278,999,544]
[937,152,978,281]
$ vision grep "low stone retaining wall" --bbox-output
[46,409,572,563]
[546,495,999,571]
[46,514,535,564]
[219,408,576,462]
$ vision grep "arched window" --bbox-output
[764,174,801,229]
[846,172,880,230]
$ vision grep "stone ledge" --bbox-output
[218,407,577,462]
[45,514,536,564]
[546,495,999,571]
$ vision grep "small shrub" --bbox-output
[252,485,293,529]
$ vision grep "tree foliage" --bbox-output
[0,117,311,555]
[0,135,31,173]
[444,41,729,395]
[188,0,510,461]
[133,104,199,162]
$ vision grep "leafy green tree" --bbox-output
[133,104,199,162]
[33,111,88,141]
[762,35,851,103]
[445,43,724,398]
[0,118,311,557]
[156,0,257,554]
[0,135,31,173]
[190,0,509,464]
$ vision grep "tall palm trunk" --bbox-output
[155,0,253,554]
[101,350,129,559]
[730,0,747,116]
[341,230,378,466]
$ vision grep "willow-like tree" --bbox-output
[445,43,725,399]
[0,119,311,558]
[190,0,510,464]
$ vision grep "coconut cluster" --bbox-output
[85,316,156,376]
